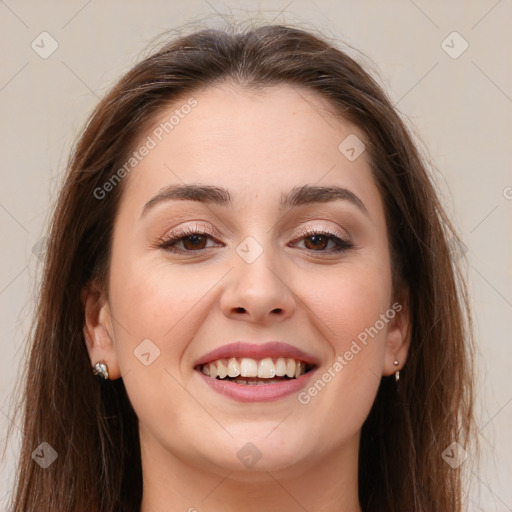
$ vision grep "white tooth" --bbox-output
[285,358,296,378]
[209,362,218,378]
[201,365,210,376]
[275,357,287,376]
[217,359,228,379]
[227,358,240,377]
[295,361,303,378]
[240,358,258,377]
[258,358,276,378]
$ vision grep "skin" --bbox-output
[83,83,411,512]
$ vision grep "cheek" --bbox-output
[309,261,392,350]
[301,258,394,408]
[108,255,229,371]
[296,261,391,425]
[107,261,216,441]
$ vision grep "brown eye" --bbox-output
[158,225,221,253]
[303,234,330,251]
[181,234,208,251]
[292,228,354,254]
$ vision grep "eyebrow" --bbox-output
[140,183,369,219]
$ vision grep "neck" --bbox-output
[139,430,363,512]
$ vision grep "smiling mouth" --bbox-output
[196,357,316,385]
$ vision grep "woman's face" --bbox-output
[84,83,410,476]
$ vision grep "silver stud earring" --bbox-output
[393,359,400,382]
[93,361,109,381]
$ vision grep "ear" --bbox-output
[382,290,411,377]
[81,280,121,380]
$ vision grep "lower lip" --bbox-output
[196,369,318,402]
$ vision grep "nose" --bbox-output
[220,241,296,325]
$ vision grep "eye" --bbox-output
[156,224,222,253]
[156,225,354,255]
[290,227,354,254]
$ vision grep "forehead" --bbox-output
[119,83,378,214]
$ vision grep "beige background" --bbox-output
[1,1,511,510]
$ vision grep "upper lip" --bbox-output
[194,341,320,367]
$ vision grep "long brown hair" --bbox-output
[7,22,476,511]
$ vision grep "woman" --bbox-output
[8,23,476,511]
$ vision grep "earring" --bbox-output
[393,359,400,382]
[93,361,109,381]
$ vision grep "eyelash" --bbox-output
[156,224,354,255]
